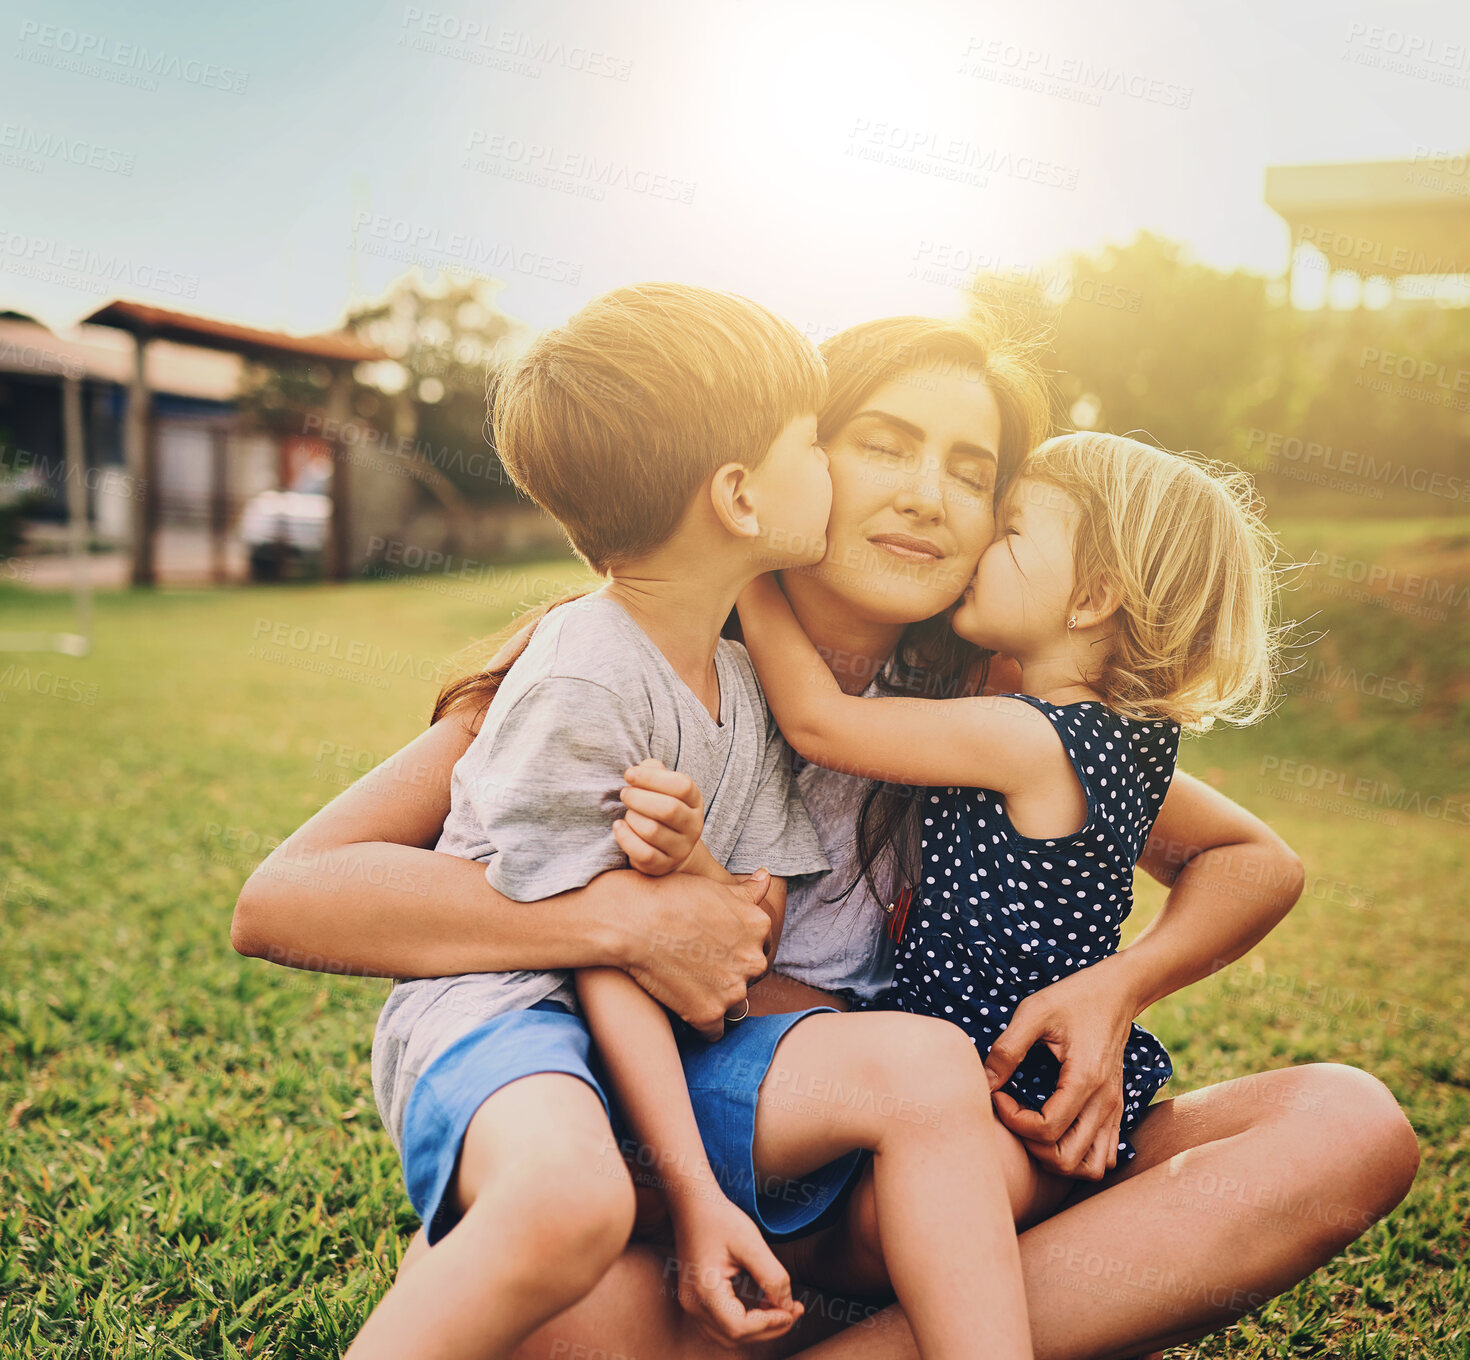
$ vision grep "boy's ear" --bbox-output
[1070,574,1122,632]
[708,462,761,540]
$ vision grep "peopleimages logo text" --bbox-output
[16,21,249,93]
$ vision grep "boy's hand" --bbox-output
[614,758,705,877]
[674,1196,802,1345]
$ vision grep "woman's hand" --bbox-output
[620,870,774,1040]
[983,955,1140,1180]
[672,1195,802,1346]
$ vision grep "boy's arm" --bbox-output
[576,967,799,1341]
[737,574,1061,794]
[576,968,724,1212]
[618,760,789,963]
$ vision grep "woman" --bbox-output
[233,315,1418,1359]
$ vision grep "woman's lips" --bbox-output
[868,534,943,563]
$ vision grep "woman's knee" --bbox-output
[1295,1062,1419,1211]
[1223,1063,1419,1248]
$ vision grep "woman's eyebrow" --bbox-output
[850,409,997,462]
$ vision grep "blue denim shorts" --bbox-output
[678,1006,868,1241]
[400,1000,867,1248]
[400,1000,622,1245]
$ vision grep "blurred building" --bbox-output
[0,309,281,545]
[2,292,566,586]
[1267,153,1470,304]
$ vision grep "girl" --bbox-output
[734,432,1279,1163]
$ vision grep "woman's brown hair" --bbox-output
[434,311,1055,914]
[811,314,1054,911]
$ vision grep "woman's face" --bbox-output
[806,369,1003,625]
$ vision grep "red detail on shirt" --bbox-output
[887,886,914,945]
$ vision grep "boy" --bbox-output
[352,283,836,1360]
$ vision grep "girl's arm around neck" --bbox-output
[736,574,1063,794]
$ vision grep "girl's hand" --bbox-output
[673,1196,802,1345]
[983,957,1139,1180]
[613,759,705,877]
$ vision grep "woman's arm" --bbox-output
[983,769,1304,1177]
[229,711,775,1039]
[614,758,790,967]
[1114,767,1305,1006]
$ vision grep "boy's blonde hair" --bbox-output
[1022,432,1281,730]
[491,282,826,574]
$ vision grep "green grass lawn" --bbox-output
[1,520,1467,1358]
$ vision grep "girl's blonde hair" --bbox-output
[1022,432,1281,731]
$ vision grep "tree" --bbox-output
[237,270,529,554]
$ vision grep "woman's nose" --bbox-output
[893,486,942,522]
[893,456,944,521]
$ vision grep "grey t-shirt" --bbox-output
[372,591,829,1148]
[772,673,896,1003]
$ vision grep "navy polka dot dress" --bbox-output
[871,696,1180,1160]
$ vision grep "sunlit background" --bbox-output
[6,0,1470,334]
[3,5,1470,1357]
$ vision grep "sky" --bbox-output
[4,0,1469,338]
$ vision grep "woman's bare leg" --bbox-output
[508,1062,1416,1360]
[790,1062,1420,1360]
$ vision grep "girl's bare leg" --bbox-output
[507,1062,1416,1360]
[749,1011,1041,1360]
[782,1136,1071,1304]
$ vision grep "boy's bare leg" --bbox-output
[394,1173,666,1284]
[348,1074,635,1360]
[750,1011,1036,1360]
[395,1227,430,1281]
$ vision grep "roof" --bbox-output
[1266,156,1470,278]
[82,300,386,363]
[0,316,243,400]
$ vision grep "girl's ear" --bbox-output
[708,462,761,540]
[1070,574,1122,632]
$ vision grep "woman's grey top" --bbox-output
[772,676,897,1004]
